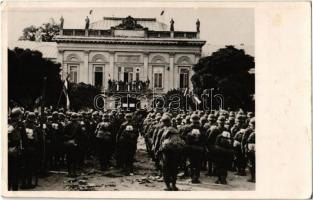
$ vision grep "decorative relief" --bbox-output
[117,55,140,63]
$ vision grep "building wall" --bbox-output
[57,43,202,93]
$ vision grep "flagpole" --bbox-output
[56,79,65,110]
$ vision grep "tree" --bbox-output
[68,82,101,111]
[192,45,255,111]
[19,19,60,42]
[8,48,63,109]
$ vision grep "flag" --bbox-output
[89,10,93,15]
[192,94,201,104]
[63,76,70,110]
[160,10,164,15]
[183,88,189,96]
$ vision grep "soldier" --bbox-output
[64,113,82,177]
[116,113,139,175]
[182,114,205,183]
[214,131,233,184]
[8,108,24,190]
[49,111,64,169]
[206,116,227,176]
[157,115,185,191]
[243,118,255,182]
[95,113,115,171]
[21,112,39,189]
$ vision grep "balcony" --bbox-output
[105,80,151,95]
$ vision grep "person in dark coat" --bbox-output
[8,108,24,190]
[214,131,233,184]
[95,113,115,171]
[157,115,185,191]
[63,113,82,177]
[21,112,39,189]
[206,116,227,176]
[116,113,139,175]
[182,114,205,183]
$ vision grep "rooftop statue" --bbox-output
[170,18,174,31]
[85,16,90,30]
[60,16,64,29]
[196,19,200,32]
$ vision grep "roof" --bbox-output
[89,17,168,31]
[8,41,57,59]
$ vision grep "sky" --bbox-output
[7,7,254,56]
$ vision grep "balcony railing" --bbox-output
[106,80,150,94]
[61,28,198,39]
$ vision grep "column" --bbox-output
[82,50,89,83]
[57,49,65,79]
[143,52,149,81]
[190,53,201,90]
[169,53,176,88]
[109,51,115,80]
[169,53,175,90]
[88,63,93,85]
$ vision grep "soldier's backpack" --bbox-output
[120,124,137,141]
[160,127,185,153]
[96,122,112,140]
[187,128,202,143]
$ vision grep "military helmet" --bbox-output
[208,114,215,121]
[71,112,79,120]
[52,111,58,117]
[125,113,132,120]
[217,116,226,123]
[26,112,36,121]
[161,115,171,123]
[200,116,208,124]
[11,107,23,118]
[102,113,109,120]
[249,117,255,125]
[247,112,254,118]
[190,114,200,122]
[221,131,231,138]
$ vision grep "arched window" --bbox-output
[151,55,166,64]
[66,53,81,83]
[91,54,107,63]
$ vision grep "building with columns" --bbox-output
[55,16,205,92]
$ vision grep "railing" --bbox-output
[61,29,198,39]
[147,31,171,38]
[106,80,150,94]
[174,31,197,39]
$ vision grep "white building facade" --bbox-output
[55,16,206,96]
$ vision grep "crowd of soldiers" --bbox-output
[8,107,255,191]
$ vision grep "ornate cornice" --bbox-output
[54,37,206,47]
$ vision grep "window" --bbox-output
[124,67,133,83]
[135,68,140,81]
[154,73,163,88]
[118,67,122,81]
[153,66,164,88]
[179,68,189,88]
[69,65,78,83]
[94,65,104,88]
